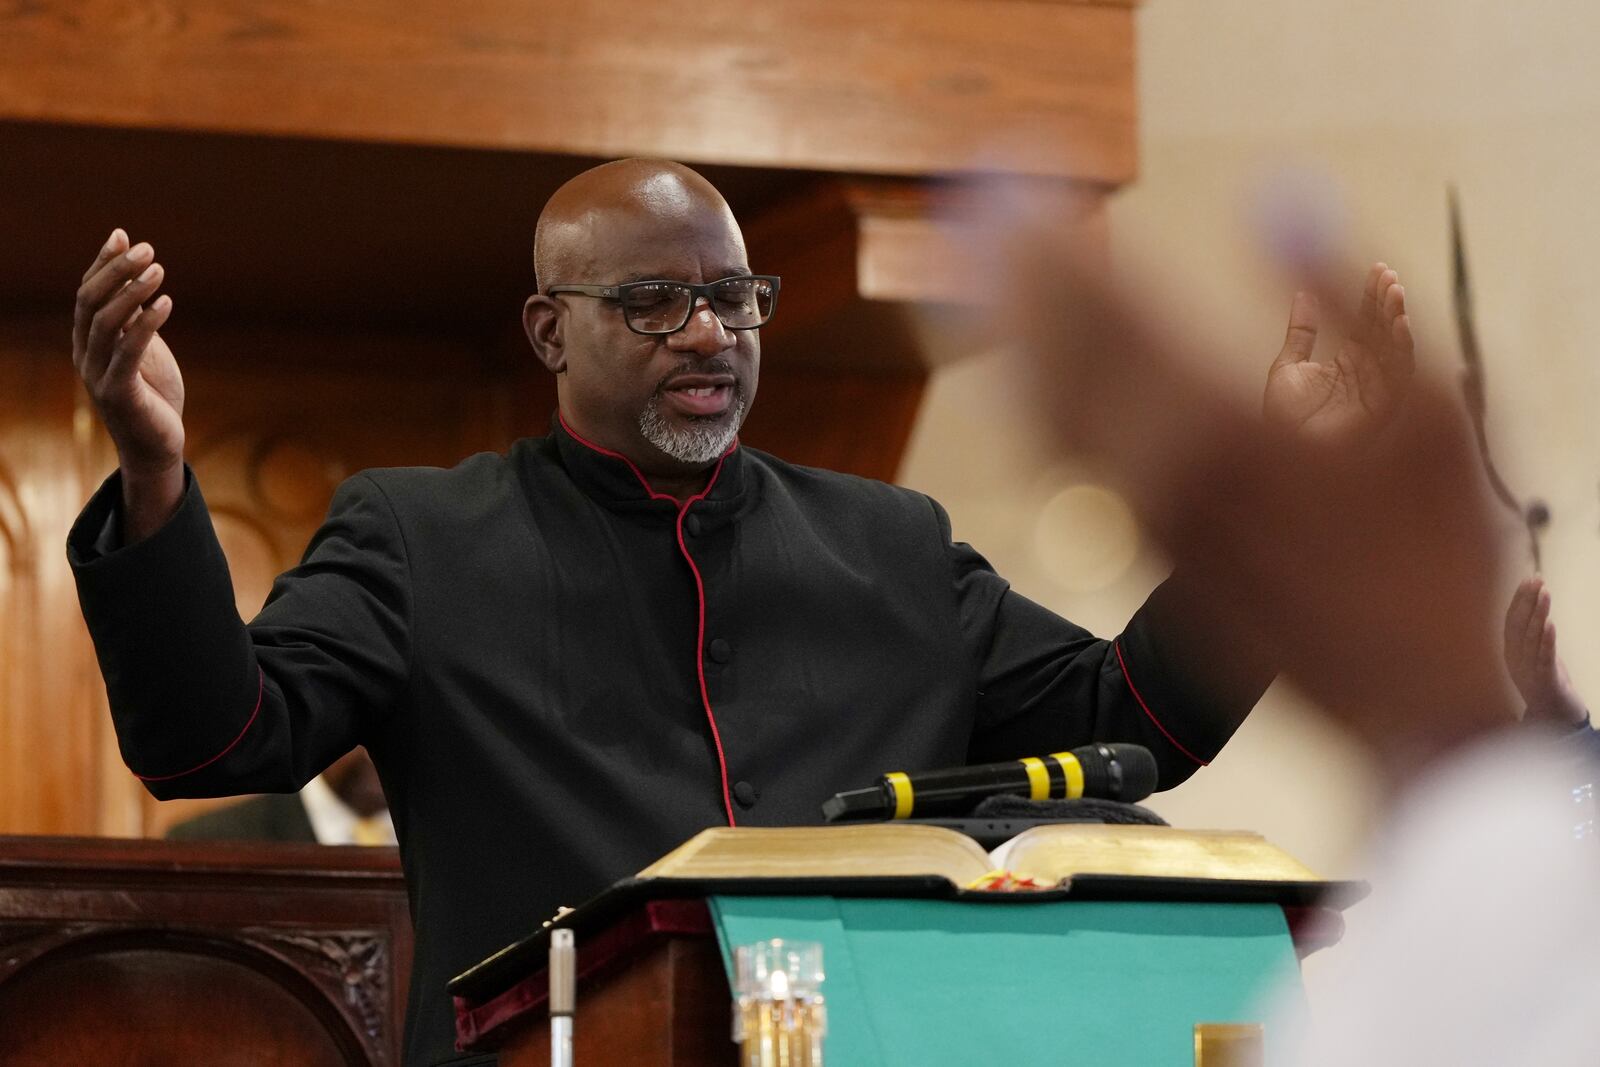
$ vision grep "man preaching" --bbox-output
[65,158,1411,1066]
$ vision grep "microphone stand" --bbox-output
[549,928,575,1067]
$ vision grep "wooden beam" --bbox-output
[0,0,1136,183]
[745,176,1109,367]
[845,181,998,306]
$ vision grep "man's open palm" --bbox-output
[1264,263,1414,447]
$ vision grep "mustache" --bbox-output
[655,358,739,395]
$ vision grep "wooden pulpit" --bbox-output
[455,898,733,1067]
[449,827,1356,1067]
[0,835,411,1066]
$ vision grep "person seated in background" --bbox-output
[166,747,394,845]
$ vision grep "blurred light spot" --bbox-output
[1032,482,1139,592]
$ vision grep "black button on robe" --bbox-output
[68,417,1267,1066]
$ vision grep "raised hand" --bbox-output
[1264,264,1414,448]
[970,193,1514,782]
[72,229,187,540]
[1504,576,1589,726]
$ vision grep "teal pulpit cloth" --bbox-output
[709,895,1301,1067]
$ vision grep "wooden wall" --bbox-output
[0,327,111,837]
[0,0,1138,838]
[0,320,534,837]
[0,315,930,838]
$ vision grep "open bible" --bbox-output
[639,823,1325,889]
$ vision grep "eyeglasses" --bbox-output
[546,275,781,336]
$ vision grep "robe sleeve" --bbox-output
[939,497,1274,789]
[67,467,412,799]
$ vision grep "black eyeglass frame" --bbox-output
[544,275,782,336]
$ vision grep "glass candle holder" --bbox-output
[731,939,827,1067]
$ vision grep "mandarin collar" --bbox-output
[549,410,748,515]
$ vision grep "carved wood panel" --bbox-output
[0,836,411,1066]
[0,924,377,1065]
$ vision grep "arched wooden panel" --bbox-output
[0,930,368,1067]
[0,836,411,1066]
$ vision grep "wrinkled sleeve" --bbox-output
[935,497,1273,789]
[67,467,411,799]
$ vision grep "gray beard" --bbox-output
[638,386,747,465]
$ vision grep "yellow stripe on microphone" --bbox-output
[1050,752,1085,799]
[1019,757,1051,800]
[885,771,915,819]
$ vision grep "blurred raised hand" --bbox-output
[1265,265,1414,448]
[1504,576,1589,726]
[970,189,1513,782]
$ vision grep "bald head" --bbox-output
[522,158,762,490]
[534,159,744,291]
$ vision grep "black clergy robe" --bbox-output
[67,416,1269,1066]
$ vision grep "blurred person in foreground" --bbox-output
[64,159,1413,1066]
[166,747,394,845]
[973,184,1600,1065]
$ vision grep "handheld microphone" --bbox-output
[821,743,1158,823]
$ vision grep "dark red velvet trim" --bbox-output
[454,898,714,1051]
[555,408,738,505]
[1282,904,1346,959]
[674,468,736,827]
[555,409,739,826]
